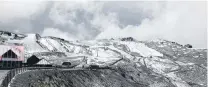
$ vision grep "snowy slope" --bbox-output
[39,38,54,51]
[0,31,206,87]
[119,41,163,57]
[22,34,48,53]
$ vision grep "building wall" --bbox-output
[0,45,24,61]
[0,45,24,68]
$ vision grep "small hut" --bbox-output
[27,55,40,66]
[27,55,52,67]
[62,62,71,67]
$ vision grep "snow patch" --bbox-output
[120,42,163,57]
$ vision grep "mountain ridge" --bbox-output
[0,30,207,87]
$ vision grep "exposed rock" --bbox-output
[184,44,193,48]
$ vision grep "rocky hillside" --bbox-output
[0,31,207,87]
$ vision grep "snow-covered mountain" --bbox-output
[0,31,207,87]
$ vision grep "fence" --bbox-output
[0,67,28,87]
[0,67,55,87]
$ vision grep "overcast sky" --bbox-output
[0,1,207,48]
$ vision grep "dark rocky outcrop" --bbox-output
[9,68,175,87]
[184,44,193,48]
[121,37,134,41]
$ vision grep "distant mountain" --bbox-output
[0,31,207,87]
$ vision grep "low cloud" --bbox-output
[0,1,206,48]
[41,28,77,41]
[96,1,207,48]
[0,1,46,23]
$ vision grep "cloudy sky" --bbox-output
[0,1,207,48]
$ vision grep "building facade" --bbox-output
[0,45,24,68]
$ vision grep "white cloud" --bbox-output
[41,28,77,41]
[96,1,207,48]
[0,1,206,48]
[47,1,108,40]
[0,1,46,23]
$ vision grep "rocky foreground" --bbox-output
[9,57,207,87]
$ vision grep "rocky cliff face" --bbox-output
[0,31,206,87]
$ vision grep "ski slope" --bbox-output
[120,41,163,57]
[22,34,47,53]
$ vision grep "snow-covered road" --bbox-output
[0,70,9,84]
